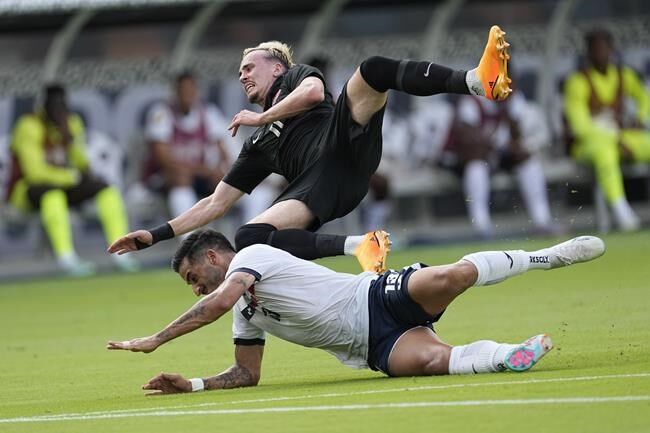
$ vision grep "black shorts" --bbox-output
[26,174,108,209]
[273,83,386,230]
[366,263,445,376]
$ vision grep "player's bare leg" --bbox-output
[346,70,389,126]
[384,236,605,377]
[406,261,478,316]
[247,199,315,229]
[388,327,452,376]
[388,327,553,377]
[406,236,605,316]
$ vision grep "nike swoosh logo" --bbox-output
[471,364,478,374]
[423,62,434,78]
[504,252,514,269]
[252,131,263,144]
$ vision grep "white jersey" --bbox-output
[227,244,376,369]
[456,92,549,153]
[145,102,229,144]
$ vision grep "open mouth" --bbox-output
[244,83,255,93]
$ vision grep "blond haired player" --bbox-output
[110,27,512,273]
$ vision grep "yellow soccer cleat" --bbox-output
[476,25,512,100]
[354,230,391,274]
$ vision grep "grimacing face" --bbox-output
[178,250,226,297]
[238,50,285,105]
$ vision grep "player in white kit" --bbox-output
[108,229,605,394]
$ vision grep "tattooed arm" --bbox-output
[205,344,264,389]
[107,271,256,353]
[139,344,264,395]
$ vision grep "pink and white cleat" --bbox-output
[504,333,554,372]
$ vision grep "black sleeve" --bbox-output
[222,140,273,194]
[282,64,326,93]
[233,338,266,346]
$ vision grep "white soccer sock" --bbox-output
[448,340,517,374]
[465,68,484,97]
[343,235,365,256]
[463,250,528,285]
[464,160,492,234]
[168,186,197,218]
[515,157,552,228]
[463,244,556,286]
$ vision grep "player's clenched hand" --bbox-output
[107,336,160,353]
[228,110,265,137]
[143,372,192,396]
[107,230,153,255]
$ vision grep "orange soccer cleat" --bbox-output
[475,25,512,100]
[354,230,391,274]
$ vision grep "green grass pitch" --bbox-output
[1,232,649,432]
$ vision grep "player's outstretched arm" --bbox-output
[142,345,263,396]
[107,182,244,255]
[107,271,255,352]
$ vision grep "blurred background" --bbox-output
[0,0,649,280]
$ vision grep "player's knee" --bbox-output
[234,223,277,252]
[421,346,451,375]
[436,264,474,293]
[359,56,397,93]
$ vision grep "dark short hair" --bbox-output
[175,70,196,86]
[44,83,66,105]
[171,229,235,273]
[45,83,65,97]
[585,28,613,50]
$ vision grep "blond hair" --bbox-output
[242,41,295,68]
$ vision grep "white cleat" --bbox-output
[547,236,606,269]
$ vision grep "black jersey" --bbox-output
[223,64,335,193]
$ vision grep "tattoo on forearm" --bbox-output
[156,304,208,341]
[154,274,252,344]
[205,365,256,390]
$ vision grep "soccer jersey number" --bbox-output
[384,272,403,293]
[241,300,281,322]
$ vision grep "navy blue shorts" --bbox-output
[366,263,445,376]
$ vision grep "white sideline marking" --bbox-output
[3,396,650,423]
[40,372,650,418]
[1,372,649,424]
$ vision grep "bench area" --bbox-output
[386,157,650,233]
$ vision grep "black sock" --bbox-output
[268,229,346,260]
[359,56,469,96]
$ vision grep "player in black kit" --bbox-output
[109,26,512,273]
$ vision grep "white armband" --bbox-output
[189,378,205,392]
